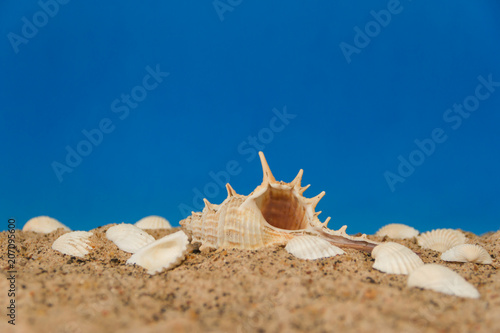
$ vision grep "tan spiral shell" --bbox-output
[180,152,377,252]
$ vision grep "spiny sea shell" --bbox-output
[106,223,155,253]
[417,228,467,252]
[22,216,71,234]
[180,152,377,252]
[407,264,480,298]
[371,242,424,275]
[441,244,493,264]
[127,230,189,274]
[135,215,172,230]
[285,235,345,260]
[375,223,419,239]
[52,231,93,258]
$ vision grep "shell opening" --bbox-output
[254,185,308,230]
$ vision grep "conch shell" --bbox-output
[180,152,377,252]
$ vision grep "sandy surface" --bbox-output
[1,225,499,333]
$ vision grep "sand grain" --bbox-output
[1,227,499,333]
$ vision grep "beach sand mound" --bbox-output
[1,227,499,333]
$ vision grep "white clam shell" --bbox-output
[52,231,93,258]
[106,223,155,253]
[134,215,172,230]
[285,235,345,260]
[417,229,466,252]
[441,244,493,264]
[371,242,424,275]
[126,230,189,274]
[407,264,480,299]
[23,216,71,234]
[375,223,419,239]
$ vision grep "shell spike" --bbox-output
[179,151,380,253]
[225,183,237,197]
[299,184,311,194]
[258,151,276,183]
[291,169,304,188]
[203,198,214,210]
[307,191,325,209]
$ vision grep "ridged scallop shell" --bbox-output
[23,216,71,234]
[127,230,189,274]
[371,242,424,274]
[441,244,493,264]
[135,215,172,230]
[180,152,378,252]
[52,231,93,258]
[407,264,480,298]
[375,223,419,239]
[285,235,345,260]
[106,223,155,253]
[417,229,466,252]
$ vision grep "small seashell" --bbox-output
[441,244,493,264]
[285,235,345,260]
[23,216,71,234]
[407,264,480,298]
[106,223,155,253]
[375,223,419,239]
[126,230,189,274]
[134,215,172,230]
[417,229,466,252]
[52,231,93,258]
[371,242,424,275]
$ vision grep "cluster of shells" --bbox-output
[24,215,185,274]
[374,223,493,298]
[22,152,495,299]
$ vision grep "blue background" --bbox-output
[1,1,499,235]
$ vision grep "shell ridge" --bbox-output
[179,151,380,252]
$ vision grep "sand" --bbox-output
[1,226,499,333]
